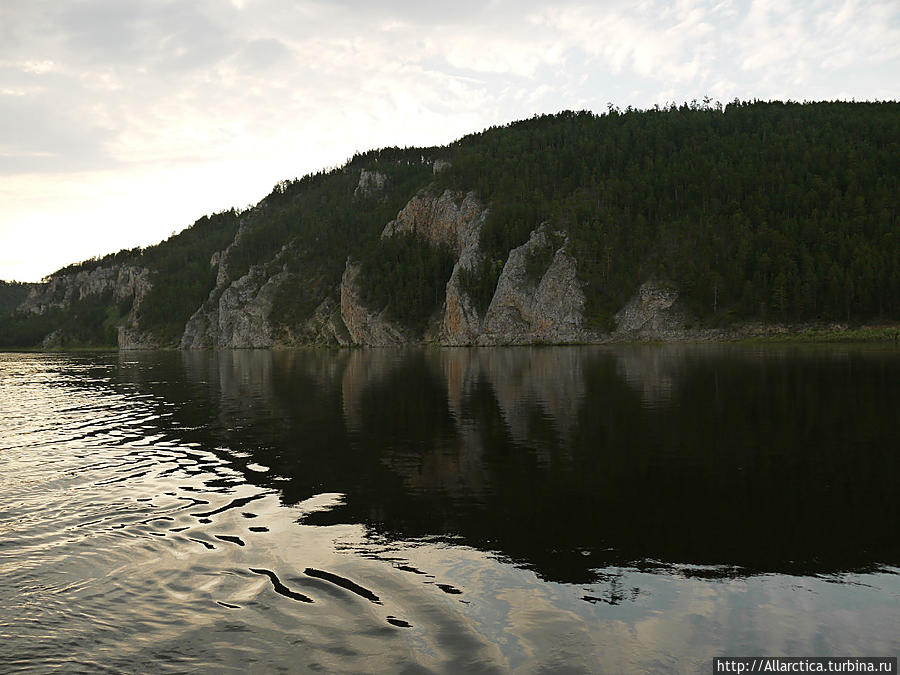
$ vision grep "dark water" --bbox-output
[1,346,898,673]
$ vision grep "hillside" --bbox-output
[0,281,31,314]
[2,100,898,349]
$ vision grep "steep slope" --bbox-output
[2,101,897,349]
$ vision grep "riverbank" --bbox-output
[737,324,900,344]
[3,323,900,352]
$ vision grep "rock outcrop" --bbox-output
[182,214,298,349]
[354,169,386,198]
[18,264,155,349]
[437,194,489,345]
[20,265,151,316]
[339,189,490,347]
[339,260,409,346]
[181,258,290,349]
[612,282,688,340]
[219,265,290,348]
[278,297,352,347]
[376,188,489,345]
[478,226,591,345]
[380,189,485,253]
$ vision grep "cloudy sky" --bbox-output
[1,0,897,281]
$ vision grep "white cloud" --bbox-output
[0,0,897,280]
[737,0,900,79]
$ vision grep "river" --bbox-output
[1,346,898,672]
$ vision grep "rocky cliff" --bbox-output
[339,260,410,346]
[181,241,290,349]
[18,264,153,348]
[9,184,701,350]
[20,265,151,316]
[339,189,488,347]
[477,226,594,345]
[179,209,302,349]
[354,169,386,198]
[380,189,484,253]
[296,189,691,348]
[612,282,689,340]
[340,188,692,346]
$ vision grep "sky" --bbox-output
[1,0,898,282]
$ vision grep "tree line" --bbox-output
[2,100,897,346]
[434,100,898,328]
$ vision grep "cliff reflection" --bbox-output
[115,345,900,583]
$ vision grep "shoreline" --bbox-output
[3,324,900,352]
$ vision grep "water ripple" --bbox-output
[1,354,445,672]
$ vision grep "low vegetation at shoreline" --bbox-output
[743,324,900,343]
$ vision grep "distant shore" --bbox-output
[3,323,900,352]
[731,324,900,344]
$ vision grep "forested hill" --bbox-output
[437,100,899,326]
[0,281,32,314]
[1,100,898,349]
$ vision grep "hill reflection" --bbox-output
[115,345,900,583]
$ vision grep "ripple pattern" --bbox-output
[0,355,432,673]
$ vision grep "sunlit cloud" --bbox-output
[0,0,897,280]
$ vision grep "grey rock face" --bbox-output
[181,261,289,349]
[305,298,352,346]
[438,194,489,346]
[217,265,290,348]
[18,264,155,349]
[179,305,215,349]
[274,296,351,347]
[380,189,484,254]
[339,260,409,346]
[182,214,293,348]
[440,256,484,345]
[354,169,386,198]
[478,225,589,345]
[20,265,151,316]
[375,188,488,345]
[613,281,688,340]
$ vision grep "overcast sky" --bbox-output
[1,0,897,281]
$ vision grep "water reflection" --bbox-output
[3,348,899,672]
[116,345,900,582]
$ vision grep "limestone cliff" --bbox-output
[7,184,716,350]
[181,254,290,349]
[437,193,489,345]
[19,264,154,348]
[339,189,489,347]
[20,265,151,316]
[332,189,695,347]
[612,282,689,340]
[477,226,593,345]
[378,188,489,345]
[354,169,386,198]
[339,260,409,346]
[181,211,295,349]
[381,189,484,253]
[278,297,352,347]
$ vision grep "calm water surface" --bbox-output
[1,346,898,673]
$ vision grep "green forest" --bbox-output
[1,100,897,347]
[432,100,898,328]
[0,281,30,314]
